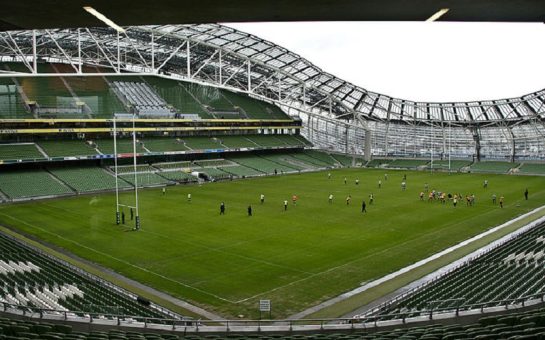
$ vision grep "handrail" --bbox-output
[2,291,545,332]
[360,219,545,318]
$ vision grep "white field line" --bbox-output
[0,212,236,303]
[289,204,545,319]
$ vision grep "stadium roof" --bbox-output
[1,24,544,126]
[1,0,544,31]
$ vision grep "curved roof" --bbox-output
[1,23,544,126]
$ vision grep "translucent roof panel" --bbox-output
[3,23,545,125]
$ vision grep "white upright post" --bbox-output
[132,115,140,230]
[113,117,120,225]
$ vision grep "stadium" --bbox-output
[0,2,545,339]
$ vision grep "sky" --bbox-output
[227,22,545,103]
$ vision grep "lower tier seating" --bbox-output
[373,221,545,319]
[0,170,73,199]
[0,232,175,321]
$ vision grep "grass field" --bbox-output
[0,168,544,319]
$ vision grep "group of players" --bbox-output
[159,172,530,216]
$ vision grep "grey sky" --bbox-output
[227,22,545,102]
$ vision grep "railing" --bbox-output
[356,292,545,324]
[2,292,545,334]
[359,219,545,318]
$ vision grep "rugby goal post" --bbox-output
[113,115,141,230]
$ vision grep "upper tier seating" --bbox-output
[111,81,177,118]
[0,63,290,120]
[0,77,31,118]
[38,140,98,158]
[0,144,44,161]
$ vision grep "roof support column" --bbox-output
[278,73,282,101]
[186,41,191,78]
[506,126,516,163]
[32,30,37,74]
[117,31,120,73]
[218,49,222,84]
[364,128,371,161]
[77,28,82,74]
[345,125,349,154]
[151,31,155,71]
[247,60,251,92]
[472,127,481,162]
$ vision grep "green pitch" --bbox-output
[0,168,544,319]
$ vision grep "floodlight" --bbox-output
[426,8,450,22]
[83,6,126,33]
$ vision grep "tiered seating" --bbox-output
[181,137,221,150]
[143,76,211,118]
[198,167,230,180]
[194,159,233,167]
[366,158,390,167]
[330,153,357,167]
[246,135,292,147]
[0,233,172,320]
[220,89,289,119]
[50,167,131,192]
[0,170,73,199]
[283,134,311,146]
[180,82,239,117]
[385,159,429,169]
[112,81,176,117]
[218,165,264,177]
[0,143,45,161]
[0,77,31,118]
[302,150,339,166]
[229,155,298,174]
[470,161,519,173]
[518,163,545,175]
[374,222,545,319]
[153,161,192,171]
[16,76,83,117]
[38,140,97,157]
[260,154,315,171]
[158,171,197,183]
[3,308,545,339]
[428,159,472,171]
[141,138,189,152]
[110,165,156,174]
[216,135,257,148]
[119,173,171,187]
[62,76,126,118]
[94,139,146,155]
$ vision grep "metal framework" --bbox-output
[0,24,544,160]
